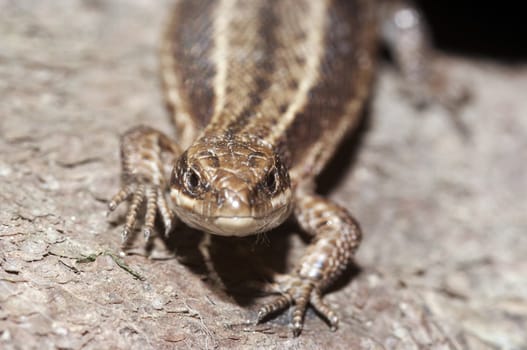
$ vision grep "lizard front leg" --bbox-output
[257,189,362,336]
[108,125,181,242]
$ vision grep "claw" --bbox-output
[257,294,292,323]
[108,185,134,212]
[292,322,302,337]
[143,185,157,240]
[290,283,313,337]
[121,228,131,242]
[164,225,173,238]
[122,184,145,242]
[311,291,339,331]
[256,275,338,336]
[143,228,152,241]
[156,188,174,237]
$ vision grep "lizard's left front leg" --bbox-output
[257,189,362,336]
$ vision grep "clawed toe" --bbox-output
[311,291,338,331]
[256,276,338,336]
[156,188,175,237]
[108,184,134,212]
[108,181,173,243]
[257,294,293,323]
[142,185,158,240]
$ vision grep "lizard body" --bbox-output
[109,0,443,335]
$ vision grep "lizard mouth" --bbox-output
[173,203,292,237]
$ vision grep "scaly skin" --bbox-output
[108,0,461,336]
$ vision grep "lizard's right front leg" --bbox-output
[108,125,182,242]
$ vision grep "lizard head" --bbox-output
[170,135,293,236]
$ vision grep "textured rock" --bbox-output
[1,1,526,349]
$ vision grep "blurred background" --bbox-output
[416,0,527,59]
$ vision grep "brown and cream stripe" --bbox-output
[162,0,377,182]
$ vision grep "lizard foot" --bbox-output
[256,275,338,336]
[108,180,173,242]
[108,126,180,243]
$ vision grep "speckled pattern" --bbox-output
[105,0,474,337]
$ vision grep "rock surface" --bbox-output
[1,1,526,349]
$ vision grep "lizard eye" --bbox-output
[265,168,279,195]
[184,168,202,196]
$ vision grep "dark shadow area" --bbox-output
[205,222,295,306]
[416,1,527,61]
[203,222,362,308]
[162,224,208,276]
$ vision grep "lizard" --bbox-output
[108,0,455,336]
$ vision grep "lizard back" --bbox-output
[161,0,378,183]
